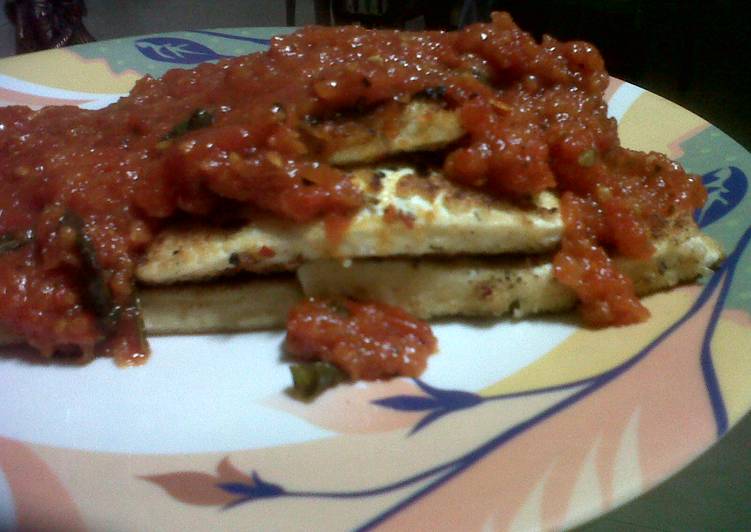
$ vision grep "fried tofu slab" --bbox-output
[138,166,562,284]
[298,216,722,319]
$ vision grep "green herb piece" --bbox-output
[163,108,214,140]
[133,296,148,353]
[417,85,447,101]
[290,361,347,399]
[0,230,33,254]
[578,149,597,167]
[61,212,120,334]
[327,299,351,317]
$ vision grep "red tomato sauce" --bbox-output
[286,298,437,380]
[0,12,706,365]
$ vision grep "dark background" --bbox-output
[326,0,750,149]
[489,0,749,149]
[4,1,749,150]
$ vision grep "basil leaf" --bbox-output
[163,108,214,140]
[61,212,120,335]
[0,230,33,254]
[290,361,347,399]
[578,149,597,167]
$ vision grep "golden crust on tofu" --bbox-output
[137,166,562,284]
[325,99,465,165]
[139,277,302,335]
[297,216,723,320]
[0,277,302,345]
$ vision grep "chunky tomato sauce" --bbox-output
[0,12,705,366]
[286,298,437,380]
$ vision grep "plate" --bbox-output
[1,29,750,531]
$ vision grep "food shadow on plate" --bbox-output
[0,344,95,367]
[0,310,581,369]
[429,310,581,331]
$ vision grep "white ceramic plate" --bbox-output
[1,29,750,531]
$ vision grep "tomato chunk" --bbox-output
[286,298,437,380]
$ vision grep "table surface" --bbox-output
[579,412,751,530]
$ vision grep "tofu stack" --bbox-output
[132,171,720,335]
[0,101,723,343]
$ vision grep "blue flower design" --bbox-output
[373,379,483,434]
[135,37,233,64]
[217,471,287,508]
[695,166,747,228]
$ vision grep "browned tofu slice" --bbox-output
[297,217,723,319]
[0,277,302,345]
[137,166,562,284]
[324,99,465,165]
